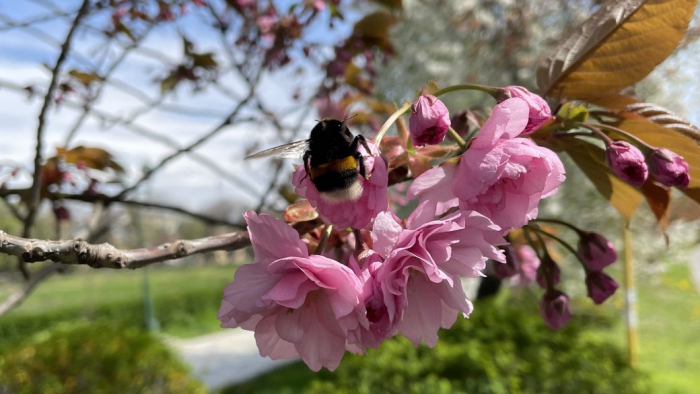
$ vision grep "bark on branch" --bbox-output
[0,230,251,269]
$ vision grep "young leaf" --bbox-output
[56,146,125,173]
[565,139,642,223]
[640,180,671,231]
[621,102,700,142]
[537,0,697,106]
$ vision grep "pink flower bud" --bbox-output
[585,271,619,304]
[648,148,690,188]
[409,94,450,147]
[535,255,561,289]
[577,232,617,271]
[605,141,648,186]
[539,290,571,330]
[500,86,551,135]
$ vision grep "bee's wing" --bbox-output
[245,139,310,159]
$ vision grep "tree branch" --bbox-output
[0,263,61,317]
[0,188,246,229]
[0,230,251,270]
[21,0,91,280]
[115,75,260,199]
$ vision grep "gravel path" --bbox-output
[169,329,297,391]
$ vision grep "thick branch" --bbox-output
[0,230,251,269]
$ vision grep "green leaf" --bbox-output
[564,139,642,223]
[537,0,697,107]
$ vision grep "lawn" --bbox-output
[2,260,698,393]
[635,263,700,394]
[0,264,236,342]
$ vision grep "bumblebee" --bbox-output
[247,118,372,203]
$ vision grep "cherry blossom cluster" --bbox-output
[217,85,673,371]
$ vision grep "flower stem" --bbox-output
[522,227,543,261]
[447,127,467,151]
[588,122,655,153]
[315,224,333,255]
[433,84,501,99]
[528,225,588,268]
[575,122,613,145]
[373,84,500,148]
[374,102,411,147]
[530,218,585,236]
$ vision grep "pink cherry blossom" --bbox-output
[510,244,541,286]
[409,94,451,147]
[367,206,505,347]
[648,148,690,188]
[577,232,617,271]
[408,98,565,232]
[347,250,392,350]
[501,86,552,135]
[605,141,648,186]
[218,211,368,371]
[292,141,388,230]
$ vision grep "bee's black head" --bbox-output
[309,118,354,152]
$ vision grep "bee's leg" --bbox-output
[355,151,369,180]
[301,151,312,182]
[352,135,372,156]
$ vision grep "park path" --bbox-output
[167,278,481,391]
[169,329,296,391]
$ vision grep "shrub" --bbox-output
[0,321,206,394]
[302,294,649,394]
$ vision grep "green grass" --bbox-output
[0,265,236,342]
[636,263,700,394]
[7,265,234,316]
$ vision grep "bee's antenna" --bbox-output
[341,113,358,129]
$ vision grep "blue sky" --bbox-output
[0,1,359,214]
[1,1,698,218]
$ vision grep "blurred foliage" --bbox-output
[0,321,206,394]
[228,293,649,394]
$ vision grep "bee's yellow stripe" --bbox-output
[309,156,357,179]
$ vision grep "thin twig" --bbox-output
[0,79,263,201]
[115,73,260,199]
[21,0,91,280]
[64,25,155,145]
[0,188,246,229]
